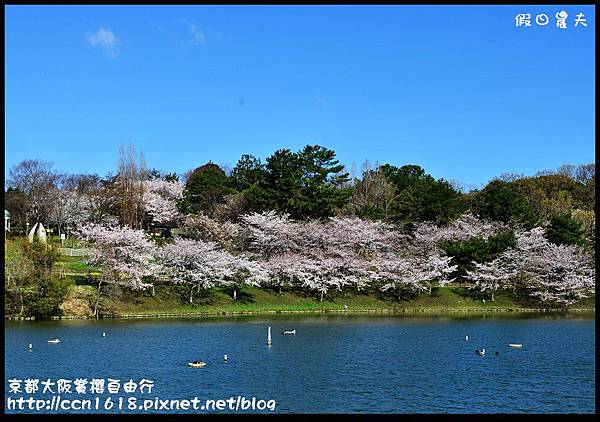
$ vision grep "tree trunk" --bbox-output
[94,280,103,319]
[320,290,324,302]
[189,286,194,305]
[19,292,25,317]
[233,289,237,300]
[491,291,495,302]
[151,284,155,297]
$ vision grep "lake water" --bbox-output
[4,313,595,414]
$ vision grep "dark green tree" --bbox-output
[394,177,466,226]
[179,162,234,215]
[243,145,351,219]
[147,168,179,182]
[164,172,179,182]
[472,180,538,228]
[263,148,303,215]
[376,164,466,226]
[230,154,267,192]
[545,214,586,246]
[442,229,517,278]
[380,164,427,192]
[293,145,351,219]
[146,168,163,180]
[28,275,72,320]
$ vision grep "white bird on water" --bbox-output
[102,332,106,337]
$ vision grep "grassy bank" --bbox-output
[53,283,595,319]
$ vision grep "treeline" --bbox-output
[178,148,595,233]
[5,144,595,237]
[3,144,596,318]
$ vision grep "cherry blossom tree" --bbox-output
[300,257,352,302]
[77,208,593,309]
[516,228,595,307]
[177,213,240,252]
[407,213,511,295]
[374,253,457,298]
[258,252,311,294]
[238,212,386,299]
[157,237,268,304]
[467,227,595,306]
[50,188,89,239]
[317,216,403,258]
[412,213,503,251]
[226,253,271,300]
[77,223,158,317]
[157,238,236,305]
[142,179,184,227]
[466,248,520,301]
[238,211,298,256]
[238,211,450,300]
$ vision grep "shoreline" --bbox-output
[5,307,595,321]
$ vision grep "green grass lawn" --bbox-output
[94,284,594,318]
[54,255,100,273]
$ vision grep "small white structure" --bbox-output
[4,210,10,235]
[27,222,47,244]
[28,224,36,243]
[267,327,272,346]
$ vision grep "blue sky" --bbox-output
[5,5,595,188]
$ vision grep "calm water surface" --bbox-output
[4,313,595,413]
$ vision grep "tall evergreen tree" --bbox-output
[545,213,585,246]
[179,162,233,215]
